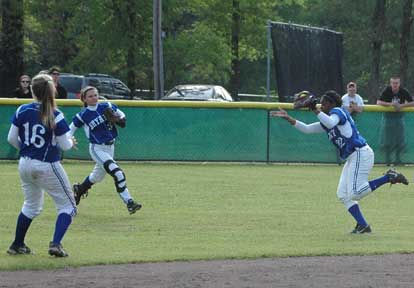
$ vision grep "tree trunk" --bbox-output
[126,0,138,99]
[0,0,24,97]
[153,0,164,99]
[399,0,413,87]
[230,0,240,101]
[367,0,386,104]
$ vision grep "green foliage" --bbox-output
[164,22,231,86]
[2,0,414,95]
[1,162,413,270]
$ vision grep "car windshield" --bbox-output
[167,86,214,99]
[59,77,82,93]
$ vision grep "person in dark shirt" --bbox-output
[13,75,32,99]
[49,66,67,99]
[377,76,414,166]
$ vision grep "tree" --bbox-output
[399,0,413,86]
[367,0,386,104]
[0,0,24,97]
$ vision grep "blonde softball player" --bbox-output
[7,74,77,257]
[69,86,141,214]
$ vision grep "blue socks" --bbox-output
[369,175,390,191]
[348,204,368,226]
[53,213,72,244]
[13,212,32,246]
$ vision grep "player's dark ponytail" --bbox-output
[322,90,342,107]
[31,74,56,130]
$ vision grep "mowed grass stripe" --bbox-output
[0,162,413,270]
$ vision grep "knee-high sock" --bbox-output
[348,204,368,226]
[369,175,389,191]
[53,213,72,244]
[13,212,33,246]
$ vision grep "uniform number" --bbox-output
[23,122,46,148]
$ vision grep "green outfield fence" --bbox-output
[1,99,413,164]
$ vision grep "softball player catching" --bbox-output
[272,90,409,234]
[7,74,77,257]
[69,86,142,214]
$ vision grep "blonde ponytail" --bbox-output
[31,74,57,129]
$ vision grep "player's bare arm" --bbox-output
[270,108,296,125]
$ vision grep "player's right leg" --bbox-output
[73,162,105,205]
[8,158,43,255]
[90,144,142,214]
[337,151,370,234]
[40,161,76,257]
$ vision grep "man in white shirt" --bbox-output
[342,82,364,117]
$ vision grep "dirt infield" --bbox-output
[1,254,414,288]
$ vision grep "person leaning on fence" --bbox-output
[13,75,32,99]
[270,90,409,234]
[377,76,414,166]
[341,82,364,118]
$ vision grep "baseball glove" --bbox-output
[293,91,319,110]
[103,107,126,127]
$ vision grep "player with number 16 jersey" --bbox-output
[7,74,77,257]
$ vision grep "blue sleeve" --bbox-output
[72,113,84,128]
[330,108,346,125]
[54,112,70,136]
[110,102,119,112]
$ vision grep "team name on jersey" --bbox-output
[327,129,346,149]
[88,115,106,130]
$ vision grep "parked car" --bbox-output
[161,85,233,102]
[59,73,132,100]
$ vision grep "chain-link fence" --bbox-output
[1,100,413,164]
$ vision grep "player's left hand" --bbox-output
[71,136,78,150]
[270,108,289,118]
[392,102,401,111]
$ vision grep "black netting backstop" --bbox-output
[271,22,344,101]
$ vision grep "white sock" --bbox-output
[119,189,132,204]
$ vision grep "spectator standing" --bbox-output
[377,76,414,166]
[342,82,364,118]
[13,75,32,99]
[49,67,67,99]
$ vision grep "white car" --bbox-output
[162,85,233,102]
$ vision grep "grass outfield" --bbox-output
[0,162,413,270]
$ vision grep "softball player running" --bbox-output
[7,74,77,257]
[271,90,408,234]
[69,86,141,214]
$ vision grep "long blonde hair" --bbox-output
[31,74,57,129]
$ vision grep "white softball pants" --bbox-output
[88,143,115,183]
[18,157,77,219]
[336,145,375,209]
